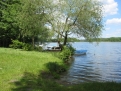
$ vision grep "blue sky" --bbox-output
[100,0,121,38]
[49,0,121,38]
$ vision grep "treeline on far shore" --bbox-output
[80,37,121,42]
[48,37,121,42]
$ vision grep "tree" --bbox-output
[48,0,104,45]
[0,0,20,47]
[17,0,50,47]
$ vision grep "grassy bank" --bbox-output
[0,48,63,91]
[0,48,121,91]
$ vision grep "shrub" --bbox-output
[9,40,25,49]
[66,43,75,55]
[59,44,75,62]
[34,46,43,52]
[60,46,71,62]
[22,43,33,51]
[9,39,33,51]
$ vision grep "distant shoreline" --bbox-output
[80,37,121,42]
[47,37,121,42]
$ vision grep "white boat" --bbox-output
[74,50,87,55]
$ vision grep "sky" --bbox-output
[100,0,121,38]
[48,0,121,38]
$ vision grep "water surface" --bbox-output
[60,42,121,83]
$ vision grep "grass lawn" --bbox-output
[0,48,62,91]
[0,48,121,91]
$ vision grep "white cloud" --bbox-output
[105,27,110,30]
[103,29,121,38]
[99,0,118,16]
[106,18,121,25]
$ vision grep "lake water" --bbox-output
[60,42,121,83]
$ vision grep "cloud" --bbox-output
[105,27,110,30]
[103,29,121,38]
[106,18,121,25]
[99,0,118,16]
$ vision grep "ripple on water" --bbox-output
[61,42,121,83]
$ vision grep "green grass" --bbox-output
[0,48,121,91]
[0,48,63,91]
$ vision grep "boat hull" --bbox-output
[74,50,87,55]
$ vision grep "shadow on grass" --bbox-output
[11,62,121,91]
[12,71,66,91]
[45,62,67,78]
[11,71,121,91]
[11,62,67,91]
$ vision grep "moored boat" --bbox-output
[74,50,87,55]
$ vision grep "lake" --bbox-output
[60,42,121,83]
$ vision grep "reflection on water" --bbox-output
[60,42,121,83]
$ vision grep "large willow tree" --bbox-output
[48,0,104,45]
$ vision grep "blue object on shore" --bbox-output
[75,50,87,55]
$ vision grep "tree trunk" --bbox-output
[22,35,25,43]
[32,37,35,48]
[63,31,68,45]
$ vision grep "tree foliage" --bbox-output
[47,0,104,45]
[0,0,104,47]
[0,0,20,47]
[17,0,50,47]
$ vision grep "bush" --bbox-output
[60,46,71,62]
[22,43,33,51]
[59,45,75,62]
[9,40,25,49]
[9,39,33,51]
[34,46,43,52]
[66,43,75,55]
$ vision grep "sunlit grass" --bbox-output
[0,48,62,91]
